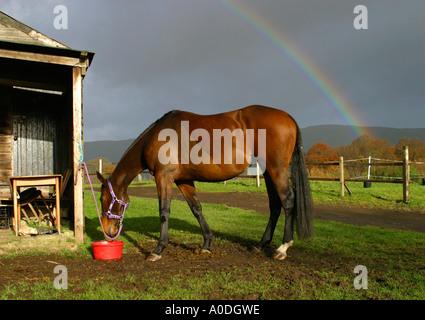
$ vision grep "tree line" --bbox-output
[305,135,425,180]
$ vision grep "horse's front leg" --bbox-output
[147,175,173,262]
[147,208,170,262]
[176,180,213,253]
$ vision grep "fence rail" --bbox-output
[306,146,425,202]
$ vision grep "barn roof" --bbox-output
[0,11,68,48]
[0,11,94,67]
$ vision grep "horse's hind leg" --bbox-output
[275,184,295,260]
[256,172,282,252]
[177,181,213,253]
[260,170,295,260]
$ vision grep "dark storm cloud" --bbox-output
[1,0,424,141]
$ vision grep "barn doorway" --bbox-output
[11,89,69,177]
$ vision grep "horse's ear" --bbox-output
[96,171,106,185]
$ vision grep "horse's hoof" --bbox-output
[274,241,293,260]
[274,252,287,261]
[146,253,162,262]
[201,249,212,254]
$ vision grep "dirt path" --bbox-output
[127,186,425,233]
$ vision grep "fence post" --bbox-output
[98,158,103,175]
[339,156,344,197]
[256,161,260,187]
[367,156,371,180]
[403,146,409,203]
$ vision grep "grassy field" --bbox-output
[130,178,425,212]
[85,188,425,300]
[1,182,424,300]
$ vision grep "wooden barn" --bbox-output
[0,12,94,243]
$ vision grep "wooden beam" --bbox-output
[0,77,67,93]
[72,67,84,244]
[0,48,89,68]
[309,177,403,184]
[344,182,352,195]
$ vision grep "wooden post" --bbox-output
[344,182,352,195]
[73,67,84,244]
[339,156,344,197]
[367,156,371,180]
[256,161,260,187]
[98,158,103,175]
[403,146,409,203]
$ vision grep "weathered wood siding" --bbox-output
[12,95,69,178]
[0,105,12,185]
[0,23,42,46]
[0,89,69,191]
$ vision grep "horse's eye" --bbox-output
[100,196,104,202]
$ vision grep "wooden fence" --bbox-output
[91,147,423,203]
[307,146,425,203]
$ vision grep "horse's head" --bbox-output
[96,172,130,239]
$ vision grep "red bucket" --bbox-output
[91,241,124,260]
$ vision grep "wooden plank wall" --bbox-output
[13,104,59,177]
[0,88,70,195]
[0,104,12,188]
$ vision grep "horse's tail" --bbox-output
[290,122,314,239]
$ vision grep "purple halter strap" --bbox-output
[101,179,130,240]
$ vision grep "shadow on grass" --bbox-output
[85,215,263,257]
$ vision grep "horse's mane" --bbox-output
[119,110,178,161]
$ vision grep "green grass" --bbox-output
[90,176,425,211]
[130,178,425,212]
[1,178,425,300]
[309,180,425,211]
[82,187,425,300]
[110,177,425,211]
[83,191,272,249]
[2,187,425,300]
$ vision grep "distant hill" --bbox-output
[84,126,425,162]
[84,139,134,163]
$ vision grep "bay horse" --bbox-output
[96,105,313,261]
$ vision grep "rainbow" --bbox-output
[213,0,370,138]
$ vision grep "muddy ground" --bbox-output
[1,186,424,299]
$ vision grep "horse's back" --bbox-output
[158,105,295,131]
[239,105,295,129]
[142,105,298,180]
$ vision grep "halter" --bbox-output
[101,179,130,239]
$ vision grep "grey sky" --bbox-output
[2,0,424,141]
